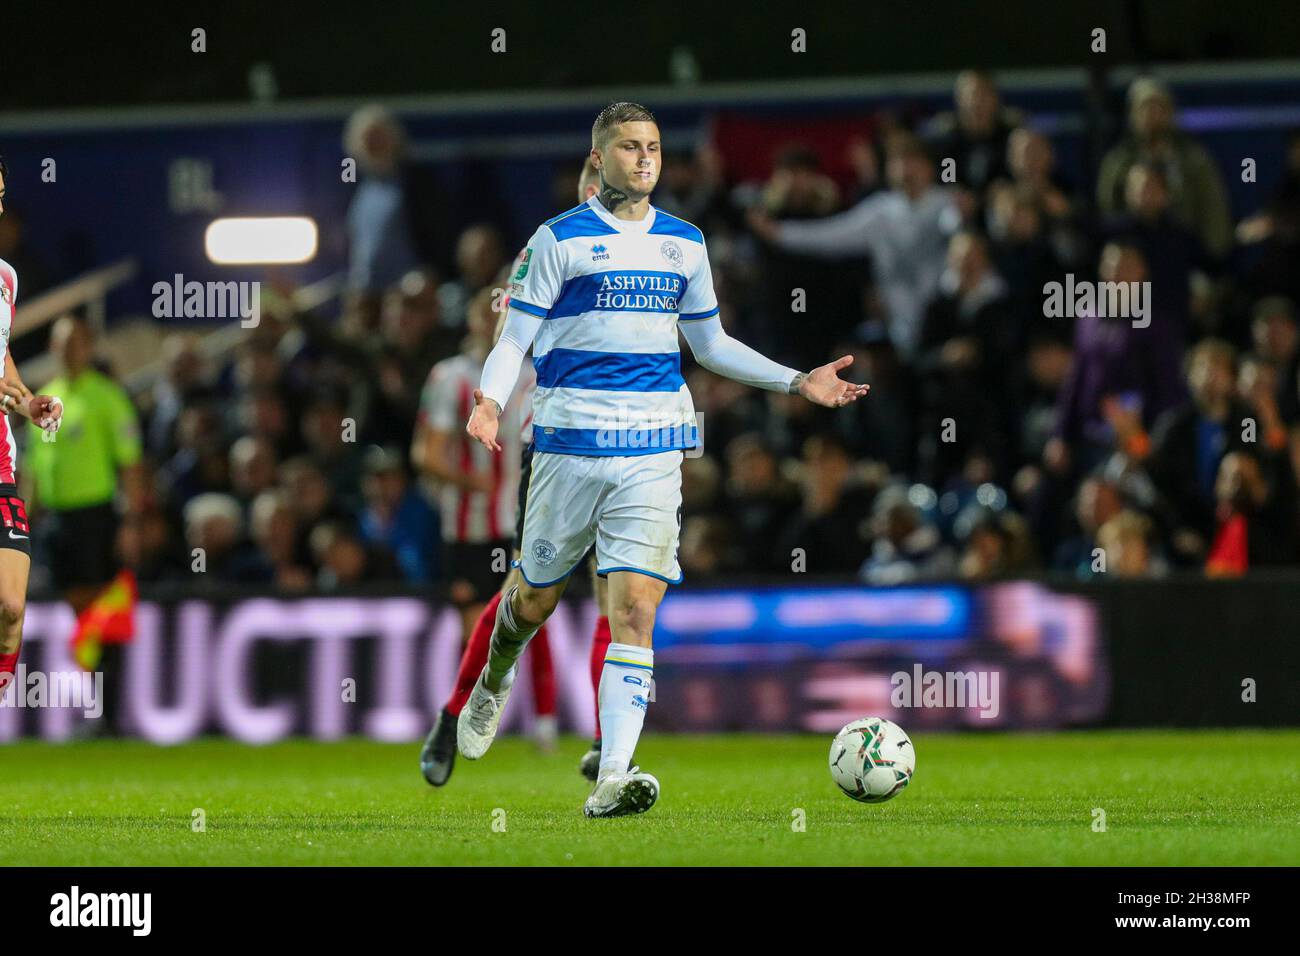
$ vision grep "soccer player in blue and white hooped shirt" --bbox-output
[458,103,870,818]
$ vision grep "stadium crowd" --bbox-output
[39,71,1300,592]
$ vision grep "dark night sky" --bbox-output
[4,0,1298,111]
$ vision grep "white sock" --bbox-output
[484,586,537,691]
[598,642,653,779]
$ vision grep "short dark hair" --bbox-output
[773,145,822,173]
[578,158,601,198]
[591,102,657,150]
[0,154,8,181]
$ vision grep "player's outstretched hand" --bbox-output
[797,355,871,409]
[29,394,64,433]
[466,388,502,452]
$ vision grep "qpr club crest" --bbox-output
[660,240,684,269]
[532,538,557,566]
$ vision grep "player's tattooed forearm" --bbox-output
[788,372,806,395]
[599,177,631,214]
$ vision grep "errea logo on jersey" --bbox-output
[590,244,610,262]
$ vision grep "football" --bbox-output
[829,717,916,803]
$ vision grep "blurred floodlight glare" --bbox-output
[204,216,318,264]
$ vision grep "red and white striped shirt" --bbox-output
[419,352,533,544]
[0,259,19,485]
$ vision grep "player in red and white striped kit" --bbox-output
[413,284,559,768]
[419,161,619,786]
[0,156,68,703]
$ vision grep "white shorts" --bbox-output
[516,450,684,587]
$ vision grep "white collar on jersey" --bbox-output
[586,194,657,234]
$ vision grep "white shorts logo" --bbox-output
[532,539,557,566]
[660,240,684,269]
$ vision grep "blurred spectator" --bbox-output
[249,490,311,591]
[1237,130,1300,304]
[145,333,209,458]
[379,270,453,404]
[118,508,186,584]
[279,457,349,569]
[923,69,1024,191]
[1095,510,1162,578]
[437,225,506,332]
[682,453,723,516]
[343,105,449,300]
[299,387,364,511]
[755,145,841,218]
[1004,127,1075,221]
[1248,296,1300,421]
[183,493,264,584]
[859,484,955,584]
[986,180,1072,322]
[750,134,965,359]
[654,146,728,229]
[918,232,1015,371]
[229,435,279,504]
[344,106,422,301]
[1097,77,1232,258]
[1205,451,1298,574]
[1014,335,1074,466]
[158,402,230,508]
[957,508,1035,580]
[1053,473,1124,577]
[1146,339,1253,549]
[1046,242,1186,476]
[741,145,864,368]
[778,433,873,573]
[356,445,439,584]
[235,386,296,460]
[1104,161,1207,329]
[722,433,801,573]
[679,515,737,580]
[309,520,399,590]
[916,231,1014,484]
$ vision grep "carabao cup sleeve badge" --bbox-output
[513,248,532,281]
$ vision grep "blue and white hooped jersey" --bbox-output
[506,196,718,456]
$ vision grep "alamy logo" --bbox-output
[152,273,260,327]
[0,666,103,718]
[890,664,1000,719]
[591,243,611,262]
[1042,274,1151,328]
[50,886,151,936]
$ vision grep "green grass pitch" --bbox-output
[1,731,1296,866]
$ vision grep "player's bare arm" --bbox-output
[416,416,496,488]
[679,317,870,408]
[0,351,62,432]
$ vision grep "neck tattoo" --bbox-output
[598,175,631,215]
